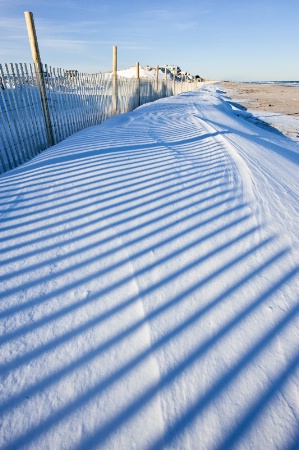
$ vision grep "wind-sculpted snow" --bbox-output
[0,85,298,449]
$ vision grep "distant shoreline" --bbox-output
[244,81,299,88]
[223,81,299,88]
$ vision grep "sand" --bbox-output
[218,81,299,115]
[218,81,299,139]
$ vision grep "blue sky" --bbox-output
[0,0,298,81]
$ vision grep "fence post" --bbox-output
[173,67,176,96]
[164,66,167,97]
[24,11,54,147]
[136,61,140,107]
[112,45,118,115]
[156,65,159,97]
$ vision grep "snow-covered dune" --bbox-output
[117,65,169,80]
[0,85,298,449]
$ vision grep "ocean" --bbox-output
[249,81,299,88]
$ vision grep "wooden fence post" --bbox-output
[156,65,159,96]
[164,66,167,97]
[24,11,54,147]
[112,45,118,115]
[136,61,140,107]
[173,67,176,96]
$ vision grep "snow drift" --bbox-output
[0,84,298,449]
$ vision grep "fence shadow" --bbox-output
[0,94,298,449]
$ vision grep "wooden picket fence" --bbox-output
[0,62,197,174]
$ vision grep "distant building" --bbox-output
[65,70,79,78]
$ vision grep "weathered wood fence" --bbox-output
[0,63,198,173]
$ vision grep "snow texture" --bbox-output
[117,66,170,80]
[0,84,298,449]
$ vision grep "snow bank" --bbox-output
[117,65,184,81]
[0,85,298,449]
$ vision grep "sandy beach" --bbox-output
[218,81,299,139]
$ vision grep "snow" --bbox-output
[225,100,299,142]
[117,65,174,80]
[0,84,298,449]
